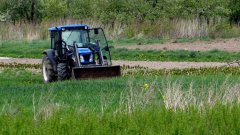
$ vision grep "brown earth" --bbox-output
[115,38,240,52]
[0,57,231,69]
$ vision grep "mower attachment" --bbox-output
[72,65,121,79]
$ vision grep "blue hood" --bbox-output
[78,48,92,54]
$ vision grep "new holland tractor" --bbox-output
[42,25,121,83]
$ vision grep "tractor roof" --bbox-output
[48,24,90,31]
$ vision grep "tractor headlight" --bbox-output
[89,54,93,62]
[80,55,84,62]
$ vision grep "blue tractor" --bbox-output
[42,25,121,83]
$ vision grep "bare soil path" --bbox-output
[0,57,229,69]
[115,38,240,52]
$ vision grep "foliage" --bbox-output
[0,67,240,134]
[229,0,240,24]
[0,0,238,24]
[67,0,93,19]
[40,0,67,20]
[0,0,42,23]
[1,2,240,40]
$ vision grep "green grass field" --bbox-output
[0,40,49,58]
[112,48,240,62]
[1,40,240,62]
[109,37,211,46]
[0,65,240,134]
[1,39,240,134]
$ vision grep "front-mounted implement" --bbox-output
[42,25,121,83]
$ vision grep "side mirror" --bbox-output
[94,29,99,34]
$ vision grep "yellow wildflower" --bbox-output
[144,83,149,90]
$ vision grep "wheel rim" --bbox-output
[42,60,48,82]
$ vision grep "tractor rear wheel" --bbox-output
[57,63,70,81]
[42,55,57,83]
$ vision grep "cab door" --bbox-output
[88,28,112,65]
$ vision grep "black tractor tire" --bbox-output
[42,55,57,83]
[57,63,70,81]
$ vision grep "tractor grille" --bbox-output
[79,54,94,64]
[83,54,90,61]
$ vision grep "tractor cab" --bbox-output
[42,25,120,83]
[49,25,111,66]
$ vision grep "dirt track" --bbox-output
[0,57,229,69]
[115,38,240,52]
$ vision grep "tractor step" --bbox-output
[72,65,121,79]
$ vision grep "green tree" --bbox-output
[0,0,236,26]
[229,0,240,25]
[0,0,41,23]
[92,0,130,24]
[177,0,230,24]
[40,0,67,20]
[67,0,93,19]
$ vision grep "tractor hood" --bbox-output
[78,48,92,54]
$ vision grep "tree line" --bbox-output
[0,0,239,25]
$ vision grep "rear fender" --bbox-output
[43,49,57,72]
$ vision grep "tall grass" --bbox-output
[0,104,239,134]
[1,75,240,134]
[1,67,240,111]
[115,77,240,113]
[1,18,240,41]
[0,68,240,134]
[0,19,126,40]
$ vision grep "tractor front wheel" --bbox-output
[57,63,70,81]
[42,55,57,83]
